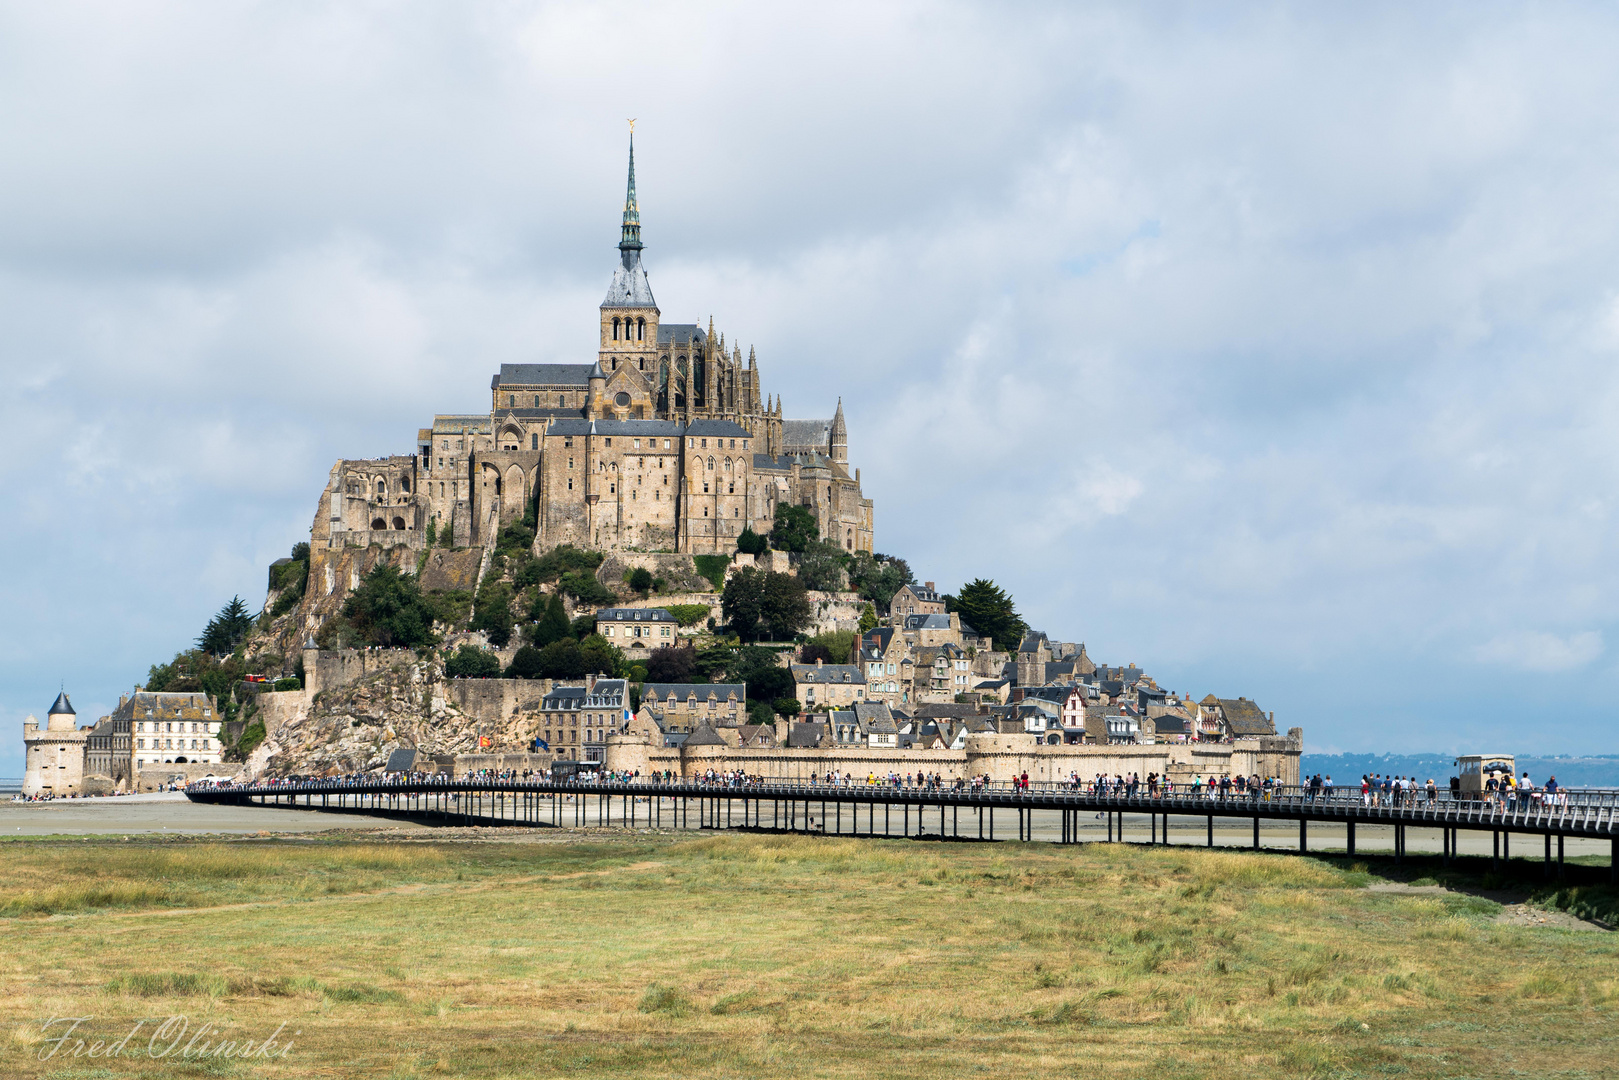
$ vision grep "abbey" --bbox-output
[311,135,874,558]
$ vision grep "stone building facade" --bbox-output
[302,133,874,611]
[22,693,87,796]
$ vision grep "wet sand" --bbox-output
[0,792,424,836]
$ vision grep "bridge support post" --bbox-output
[1347,821,1356,857]
[1207,814,1213,848]
[1299,818,1307,853]
[1545,833,1552,878]
[1558,835,1565,880]
[1612,837,1617,885]
[1396,824,1404,865]
[1492,830,1499,873]
[1503,832,1510,861]
[1252,816,1259,851]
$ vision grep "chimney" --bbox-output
[816,657,823,667]
[586,673,597,693]
[925,581,935,592]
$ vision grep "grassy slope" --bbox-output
[0,834,1615,1079]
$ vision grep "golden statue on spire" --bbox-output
[627,118,636,134]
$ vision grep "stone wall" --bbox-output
[605,729,1302,785]
[305,647,421,699]
[134,761,240,792]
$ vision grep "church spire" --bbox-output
[620,123,642,252]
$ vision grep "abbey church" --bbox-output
[309,135,874,559]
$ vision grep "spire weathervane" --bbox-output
[620,122,642,252]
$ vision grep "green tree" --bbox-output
[578,634,626,677]
[736,525,768,555]
[446,644,502,678]
[645,643,697,683]
[559,569,615,606]
[470,581,515,648]
[801,630,855,666]
[424,518,437,547]
[796,539,848,592]
[772,698,802,717]
[537,639,586,679]
[846,551,915,609]
[746,699,775,726]
[858,602,878,634]
[504,645,546,679]
[533,544,605,583]
[760,571,812,641]
[197,596,254,657]
[721,566,766,641]
[950,578,1027,652]
[527,592,572,648]
[769,503,818,553]
[735,645,795,702]
[628,567,654,595]
[341,566,439,647]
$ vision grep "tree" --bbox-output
[747,699,775,726]
[950,578,1027,652]
[645,643,697,683]
[772,698,802,717]
[769,502,818,553]
[721,566,766,641]
[424,518,437,548]
[504,645,546,679]
[628,566,654,595]
[858,602,878,634]
[736,525,768,555]
[536,639,586,679]
[341,565,439,647]
[447,644,503,678]
[800,642,837,665]
[570,613,598,639]
[802,630,855,666]
[578,634,626,677]
[796,540,848,592]
[559,569,615,606]
[735,645,795,702]
[527,592,572,648]
[760,572,812,641]
[197,596,254,657]
[470,582,514,648]
[846,551,915,609]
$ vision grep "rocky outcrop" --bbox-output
[253,655,548,777]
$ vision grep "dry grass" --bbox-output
[0,832,1613,1078]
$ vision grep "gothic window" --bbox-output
[508,395,515,406]
[639,358,645,370]
[724,458,732,472]
[637,317,645,341]
[534,396,540,407]
[376,480,386,494]
[612,317,621,341]
[532,434,538,450]
[707,457,714,470]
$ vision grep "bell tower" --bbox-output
[599,122,659,381]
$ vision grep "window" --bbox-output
[532,434,539,450]
[508,395,514,406]
[568,458,574,468]
[664,440,670,449]
[613,317,621,340]
[701,438,707,448]
[558,395,565,406]
[633,439,640,449]
[534,396,540,407]
[568,479,573,490]
[605,438,611,447]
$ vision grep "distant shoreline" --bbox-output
[1302,752,1619,788]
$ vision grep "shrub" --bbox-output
[796,540,848,592]
[629,567,654,594]
[445,645,502,679]
[272,677,301,692]
[495,519,535,555]
[692,554,730,591]
[342,566,439,648]
[664,603,711,627]
[559,569,615,607]
[533,544,605,583]
[772,698,802,717]
[736,526,768,555]
[505,645,546,680]
[769,503,818,553]
[645,644,697,683]
[470,582,515,647]
[526,592,572,648]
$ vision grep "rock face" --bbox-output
[254,654,549,777]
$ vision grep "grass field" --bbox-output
[1,830,1615,1079]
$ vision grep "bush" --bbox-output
[445,644,503,679]
[736,526,768,555]
[272,677,301,692]
[846,551,915,610]
[533,545,605,583]
[628,567,654,594]
[428,590,474,631]
[505,645,546,680]
[664,603,711,627]
[772,698,802,717]
[692,554,730,591]
[769,503,818,553]
[341,566,439,648]
[470,582,515,648]
[496,519,535,555]
[747,700,775,726]
[559,569,615,607]
[645,644,697,683]
[796,540,848,592]
[803,630,855,665]
[269,588,302,618]
[527,592,572,648]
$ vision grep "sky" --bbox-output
[5,1,1619,773]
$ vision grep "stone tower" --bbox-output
[22,691,87,797]
[598,128,660,379]
[830,398,848,465]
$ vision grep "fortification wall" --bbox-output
[605,730,1302,785]
[304,647,421,698]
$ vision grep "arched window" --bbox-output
[371,518,386,530]
[400,477,411,492]
[638,358,645,370]
[375,480,386,494]
[558,395,564,407]
[724,458,732,472]
[637,317,645,341]
[612,317,621,341]
[707,457,714,470]
[392,517,406,530]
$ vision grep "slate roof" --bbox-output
[1152,714,1190,736]
[602,250,656,309]
[641,683,745,703]
[685,419,752,439]
[1017,631,1051,655]
[787,722,829,749]
[112,692,215,720]
[494,363,596,387]
[780,418,831,451]
[596,607,677,624]
[48,692,75,716]
[904,613,953,631]
[791,664,864,684]
[432,415,494,434]
[545,418,684,437]
[656,323,705,346]
[543,679,628,711]
[912,702,983,720]
[854,702,894,725]
[683,722,726,747]
[1217,698,1275,736]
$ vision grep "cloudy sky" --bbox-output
[6,1,1619,773]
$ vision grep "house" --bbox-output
[594,607,679,652]
[1015,632,1053,686]
[1216,697,1276,737]
[913,644,971,703]
[541,676,629,763]
[639,683,745,733]
[790,659,867,711]
[787,721,830,748]
[888,581,945,621]
[901,612,977,650]
[858,627,911,709]
[865,710,899,748]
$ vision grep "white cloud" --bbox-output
[1474,631,1604,673]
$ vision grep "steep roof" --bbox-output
[791,664,864,684]
[641,683,745,702]
[683,722,726,747]
[48,692,75,716]
[780,418,831,451]
[597,607,677,623]
[656,323,705,346]
[495,363,596,387]
[1218,698,1275,736]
